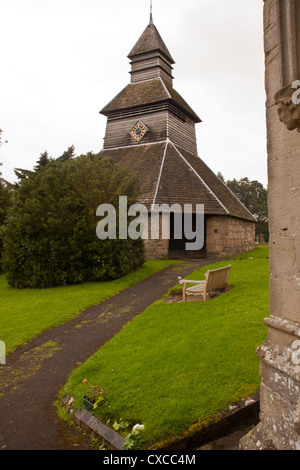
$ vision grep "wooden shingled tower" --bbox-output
[99,11,256,259]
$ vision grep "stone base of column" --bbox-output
[240,384,300,450]
[240,316,300,450]
[239,422,277,450]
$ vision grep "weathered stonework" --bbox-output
[144,239,169,260]
[275,84,300,132]
[143,213,170,260]
[206,216,256,259]
[240,0,300,450]
[143,214,255,260]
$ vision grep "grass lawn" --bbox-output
[59,246,269,448]
[0,260,179,355]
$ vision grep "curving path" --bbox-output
[0,260,215,450]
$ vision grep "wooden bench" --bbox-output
[179,265,231,302]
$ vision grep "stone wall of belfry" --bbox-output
[143,212,255,260]
[240,0,300,450]
[143,213,169,260]
[206,216,255,259]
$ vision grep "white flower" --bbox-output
[132,423,144,431]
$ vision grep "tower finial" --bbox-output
[150,0,153,24]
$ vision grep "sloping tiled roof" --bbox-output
[177,146,256,221]
[100,142,166,210]
[99,141,256,222]
[128,23,175,64]
[100,78,201,123]
[155,143,227,214]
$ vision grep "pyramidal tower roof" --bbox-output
[128,21,175,64]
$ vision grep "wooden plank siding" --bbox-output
[130,56,173,74]
[167,114,198,156]
[130,68,173,86]
[103,110,198,156]
[103,112,169,149]
[130,55,173,86]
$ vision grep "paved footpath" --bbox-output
[0,260,214,450]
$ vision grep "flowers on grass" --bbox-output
[124,423,145,449]
[81,379,145,448]
[132,424,144,432]
[82,381,106,409]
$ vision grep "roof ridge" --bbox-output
[151,139,170,210]
[158,77,171,99]
[214,171,258,221]
[176,146,257,222]
[168,141,230,215]
[164,83,201,123]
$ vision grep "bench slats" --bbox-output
[180,265,231,302]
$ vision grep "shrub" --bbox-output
[0,165,13,271]
[2,153,145,288]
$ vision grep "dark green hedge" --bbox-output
[2,153,145,288]
[0,173,13,271]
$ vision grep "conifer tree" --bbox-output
[0,163,13,270]
[3,153,144,288]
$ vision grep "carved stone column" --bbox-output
[240,0,300,450]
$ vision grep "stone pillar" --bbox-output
[240,0,300,450]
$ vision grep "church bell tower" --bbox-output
[99,8,256,260]
[100,13,201,156]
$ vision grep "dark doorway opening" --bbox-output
[168,213,206,259]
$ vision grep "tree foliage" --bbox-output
[218,173,269,241]
[2,152,145,288]
[0,163,13,270]
[34,150,52,171]
[0,129,8,147]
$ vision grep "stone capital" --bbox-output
[275,84,300,132]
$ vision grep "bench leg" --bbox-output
[203,291,210,301]
[183,283,187,302]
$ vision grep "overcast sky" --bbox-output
[0,0,267,186]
